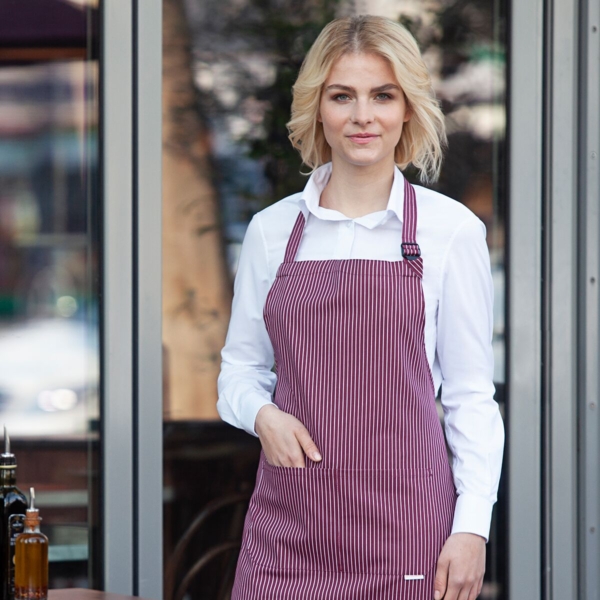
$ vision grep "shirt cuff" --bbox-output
[241,394,277,437]
[450,493,494,543]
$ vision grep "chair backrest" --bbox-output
[165,492,251,600]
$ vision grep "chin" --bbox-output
[341,154,389,168]
[333,146,393,164]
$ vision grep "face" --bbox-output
[317,52,411,168]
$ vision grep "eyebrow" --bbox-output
[324,83,400,93]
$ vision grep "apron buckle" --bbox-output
[401,242,421,260]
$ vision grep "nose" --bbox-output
[350,98,374,125]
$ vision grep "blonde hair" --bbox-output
[286,15,447,184]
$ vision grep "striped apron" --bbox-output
[232,178,457,599]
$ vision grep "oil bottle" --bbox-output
[1,426,27,600]
[14,488,48,600]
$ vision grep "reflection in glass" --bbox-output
[163,0,506,597]
[0,0,100,589]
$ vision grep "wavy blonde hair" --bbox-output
[287,14,447,184]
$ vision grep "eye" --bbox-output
[376,93,393,100]
[332,93,350,101]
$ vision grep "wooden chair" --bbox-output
[164,491,251,600]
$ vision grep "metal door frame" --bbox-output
[543,0,579,598]
[509,0,600,598]
[579,0,600,597]
[507,0,544,595]
[101,0,163,596]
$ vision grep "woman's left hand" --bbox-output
[433,532,486,600]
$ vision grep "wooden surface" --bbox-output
[49,590,151,600]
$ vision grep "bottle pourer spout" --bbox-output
[0,424,16,468]
[29,487,36,511]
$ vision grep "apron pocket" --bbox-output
[338,467,452,576]
[248,459,338,572]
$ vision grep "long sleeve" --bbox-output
[216,214,277,436]
[435,215,505,542]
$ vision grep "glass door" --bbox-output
[161,0,508,597]
[0,0,101,589]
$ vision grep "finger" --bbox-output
[444,582,461,600]
[295,426,322,462]
[458,575,480,600]
[448,581,465,600]
[281,453,305,468]
[444,569,464,600]
[455,584,468,600]
[262,434,304,467]
[458,583,475,600]
[275,436,307,467]
[434,559,449,600]
[270,450,305,468]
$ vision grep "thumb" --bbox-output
[434,558,449,600]
[295,427,322,462]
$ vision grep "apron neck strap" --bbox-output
[282,210,307,263]
[282,174,420,264]
[401,177,421,261]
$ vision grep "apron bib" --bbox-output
[232,178,457,599]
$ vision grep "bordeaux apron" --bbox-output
[232,178,457,599]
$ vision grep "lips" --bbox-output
[348,134,379,144]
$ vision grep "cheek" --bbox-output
[320,104,340,123]
[386,115,408,137]
[320,98,352,123]
[320,124,338,148]
[320,111,346,137]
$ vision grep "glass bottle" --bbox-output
[1,426,27,600]
[14,488,48,600]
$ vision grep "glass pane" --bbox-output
[425,4,508,597]
[162,1,507,598]
[0,0,101,590]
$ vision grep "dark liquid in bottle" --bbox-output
[2,471,27,600]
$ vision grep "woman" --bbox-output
[217,14,504,600]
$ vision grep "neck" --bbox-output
[319,156,396,218]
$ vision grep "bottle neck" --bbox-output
[24,514,41,533]
[0,467,16,486]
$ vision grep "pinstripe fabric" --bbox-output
[232,178,457,599]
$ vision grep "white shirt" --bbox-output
[217,161,505,543]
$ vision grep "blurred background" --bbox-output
[0,0,100,588]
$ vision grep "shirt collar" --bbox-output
[298,161,405,229]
